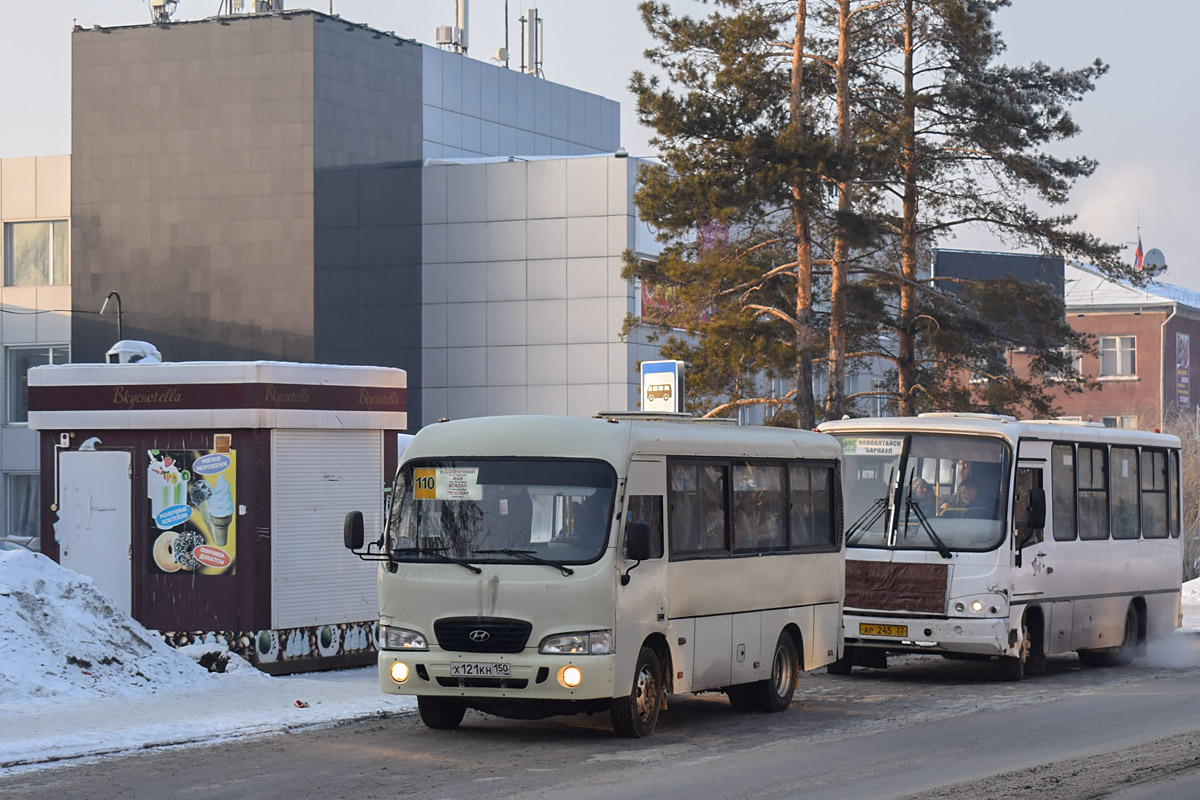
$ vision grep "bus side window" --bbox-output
[1013,467,1044,550]
[625,495,664,559]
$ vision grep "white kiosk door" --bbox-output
[57,451,133,615]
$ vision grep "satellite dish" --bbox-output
[1144,248,1167,269]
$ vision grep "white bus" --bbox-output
[818,413,1182,680]
[344,413,845,736]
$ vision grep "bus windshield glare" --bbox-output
[387,459,617,564]
[837,433,1010,552]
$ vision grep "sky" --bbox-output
[0,1,1195,285]
[1,545,1199,772]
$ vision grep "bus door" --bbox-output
[1011,440,1070,651]
[615,458,668,672]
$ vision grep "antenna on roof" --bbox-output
[149,0,179,23]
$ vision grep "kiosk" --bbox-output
[29,359,406,673]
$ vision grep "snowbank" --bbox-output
[0,549,235,705]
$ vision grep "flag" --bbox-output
[1134,236,1144,271]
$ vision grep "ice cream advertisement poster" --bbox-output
[147,449,237,576]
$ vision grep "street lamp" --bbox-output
[100,291,123,341]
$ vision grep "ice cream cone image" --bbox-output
[205,475,236,547]
[210,513,233,546]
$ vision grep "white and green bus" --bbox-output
[819,413,1182,680]
[345,413,845,737]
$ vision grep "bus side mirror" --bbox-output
[626,520,652,562]
[344,510,365,551]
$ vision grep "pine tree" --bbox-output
[625,0,838,427]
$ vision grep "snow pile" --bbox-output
[0,547,415,771]
[0,549,229,705]
[1183,575,1200,607]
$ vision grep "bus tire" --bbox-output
[751,632,799,712]
[1110,604,1140,666]
[726,684,757,712]
[997,654,1024,681]
[417,697,466,730]
[611,646,663,738]
[1078,605,1140,667]
[826,657,854,676]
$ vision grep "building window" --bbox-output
[1100,415,1137,429]
[1099,336,1136,377]
[6,345,69,423]
[1046,347,1083,383]
[5,473,40,552]
[3,221,70,286]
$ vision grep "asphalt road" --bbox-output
[4,633,1200,800]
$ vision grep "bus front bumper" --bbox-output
[378,649,618,702]
[843,613,1011,657]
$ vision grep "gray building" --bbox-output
[69,9,625,429]
[0,155,72,550]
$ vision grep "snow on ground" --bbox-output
[0,550,415,772]
[2,548,1199,774]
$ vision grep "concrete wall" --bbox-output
[71,15,317,364]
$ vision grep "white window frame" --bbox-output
[1099,336,1137,378]
[1100,414,1138,430]
[6,344,70,424]
[4,472,40,551]
[3,220,70,287]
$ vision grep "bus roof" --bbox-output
[402,415,842,466]
[818,414,1181,449]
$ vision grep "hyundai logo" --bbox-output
[469,630,491,643]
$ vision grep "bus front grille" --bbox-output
[436,677,530,689]
[845,559,948,615]
[434,617,532,653]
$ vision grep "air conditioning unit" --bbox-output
[434,25,462,45]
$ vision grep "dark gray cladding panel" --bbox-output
[314,162,423,427]
[934,250,1066,300]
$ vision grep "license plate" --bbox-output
[859,623,908,638]
[450,662,511,677]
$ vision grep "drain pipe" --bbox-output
[1161,303,1178,429]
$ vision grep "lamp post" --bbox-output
[100,291,123,341]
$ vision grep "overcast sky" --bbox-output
[2,1,1194,287]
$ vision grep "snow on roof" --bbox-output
[1066,261,1200,311]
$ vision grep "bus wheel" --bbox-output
[1110,605,1140,666]
[826,657,854,676]
[611,646,663,738]
[726,684,757,712]
[751,632,799,712]
[417,697,466,730]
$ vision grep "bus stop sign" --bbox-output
[641,360,684,413]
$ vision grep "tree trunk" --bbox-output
[897,0,919,416]
[792,0,816,430]
[827,0,852,420]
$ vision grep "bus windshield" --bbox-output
[837,433,1010,553]
[387,458,617,565]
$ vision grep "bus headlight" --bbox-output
[559,665,583,688]
[381,626,429,651]
[389,661,410,683]
[539,630,614,655]
[951,595,1006,616]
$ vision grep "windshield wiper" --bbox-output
[391,546,482,574]
[903,498,952,560]
[474,549,575,576]
[845,497,888,545]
